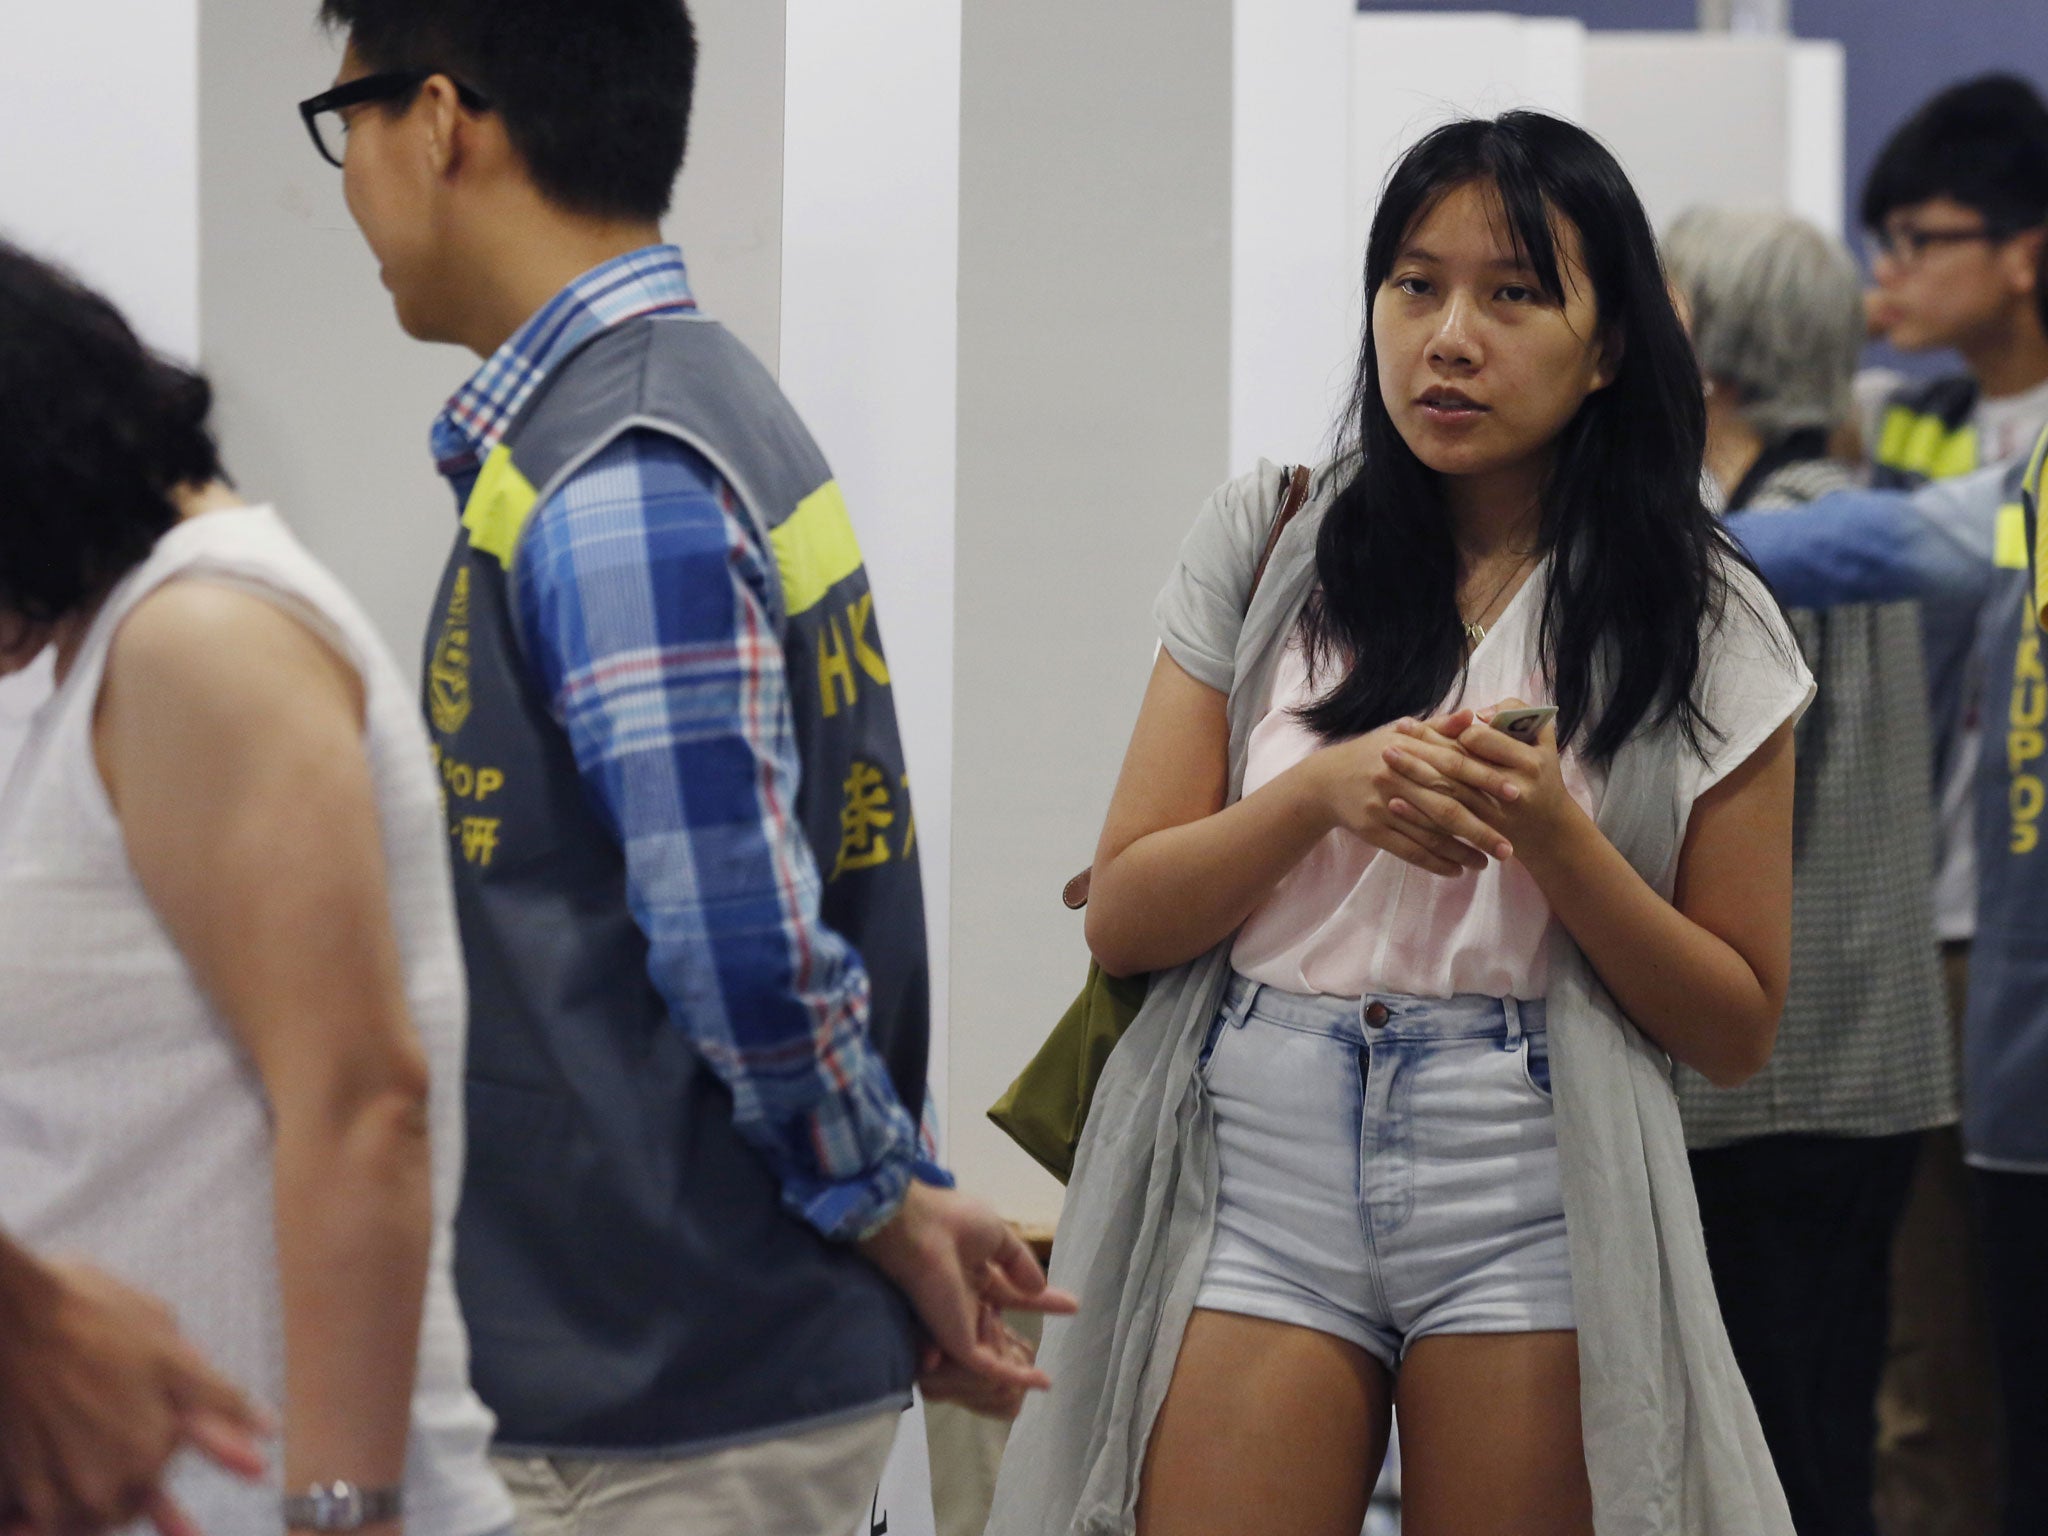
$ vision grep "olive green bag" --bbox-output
[987,466,1312,1183]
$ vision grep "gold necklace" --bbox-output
[1460,551,1536,647]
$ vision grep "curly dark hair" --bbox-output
[0,243,223,630]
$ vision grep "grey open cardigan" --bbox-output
[987,461,1794,1536]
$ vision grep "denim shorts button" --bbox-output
[1364,1001,1391,1028]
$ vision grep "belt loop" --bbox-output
[1228,975,1260,1030]
[1502,995,1523,1050]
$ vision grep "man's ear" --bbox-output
[416,73,468,180]
[2007,227,2048,302]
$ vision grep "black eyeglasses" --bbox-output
[298,71,493,168]
[1865,221,2033,269]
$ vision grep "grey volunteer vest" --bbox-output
[1870,373,1980,491]
[1968,445,2048,1169]
[424,312,926,1450]
[1873,375,1985,813]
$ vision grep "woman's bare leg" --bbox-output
[1396,1331,1596,1536]
[1136,1309,1392,1536]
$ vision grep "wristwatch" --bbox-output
[281,1481,404,1531]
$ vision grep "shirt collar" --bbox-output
[431,244,698,481]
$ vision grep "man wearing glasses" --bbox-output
[301,5,1072,1535]
[1856,71,2048,1536]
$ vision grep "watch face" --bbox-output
[287,1482,399,1531]
[313,1486,361,1527]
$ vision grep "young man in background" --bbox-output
[1856,73,2048,1536]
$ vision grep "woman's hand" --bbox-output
[1298,707,1511,878]
[1381,701,1797,1086]
[1378,699,1587,871]
[0,1252,268,1536]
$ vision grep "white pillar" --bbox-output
[0,0,200,767]
[1232,0,1361,472]
[671,0,787,368]
[950,0,1236,1228]
[0,0,199,361]
[949,1,1359,1225]
[1584,32,1846,239]
[779,0,963,1166]
[1351,13,1588,277]
[1699,0,1793,35]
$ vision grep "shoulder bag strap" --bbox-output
[1062,464,1312,910]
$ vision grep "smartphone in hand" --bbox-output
[1490,705,1558,745]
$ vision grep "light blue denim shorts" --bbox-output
[1194,971,1574,1370]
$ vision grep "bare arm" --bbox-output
[1084,651,1506,978]
[1385,713,1794,1086]
[96,582,431,1534]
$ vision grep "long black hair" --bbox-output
[1302,110,1748,764]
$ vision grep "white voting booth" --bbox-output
[1352,14,1845,248]
[1585,31,1847,238]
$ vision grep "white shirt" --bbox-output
[0,509,512,1536]
[1229,558,1812,1000]
[1975,375,2048,467]
[0,650,50,792]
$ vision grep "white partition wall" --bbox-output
[0,0,200,361]
[780,0,963,1165]
[951,0,1374,1227]
[671,0,788,367]
[1787,42,1850,239]
[1232,0,1360,470]
[1352,13,1588,272]
[1584,32,1848,238]
[952,1,1234,1228]
[0,0,201,773]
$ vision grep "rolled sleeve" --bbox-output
[513,429,927,1241]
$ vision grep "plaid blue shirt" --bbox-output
[432,246,942,1242]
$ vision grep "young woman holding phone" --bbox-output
[992,112,1810,1536]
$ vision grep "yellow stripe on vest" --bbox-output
[1996,502,2029,570]
[2028,425,2048,625]
[1876,406,1978,482]
[462,445,541,568]
[771,481,865,617]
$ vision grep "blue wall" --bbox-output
[1362,2,2048,373]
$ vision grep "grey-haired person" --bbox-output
[1666,205,1958,1536]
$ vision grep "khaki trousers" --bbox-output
[1873,946,2002,1536]
[493,1409,900,1536]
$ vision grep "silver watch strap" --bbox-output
[281,1481,404,1531]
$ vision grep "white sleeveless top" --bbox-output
[0,509,512,1536]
